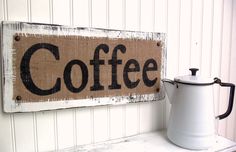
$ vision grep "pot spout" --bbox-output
[162,79,176,104]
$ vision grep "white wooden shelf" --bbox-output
[59,130,236,152]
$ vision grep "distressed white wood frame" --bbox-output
[1,21,166,113]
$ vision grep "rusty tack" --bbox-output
[14,35,20,41]
[157,41,162,47]
[15,95,22,101]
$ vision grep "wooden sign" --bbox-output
[1,21,166,112]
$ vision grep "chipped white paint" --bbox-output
[1,21,166,113]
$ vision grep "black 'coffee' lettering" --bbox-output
[64,60,88,93]
[20,43,61,96]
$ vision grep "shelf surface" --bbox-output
[59,130,236,152]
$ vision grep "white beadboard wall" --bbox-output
[0,0,236,152]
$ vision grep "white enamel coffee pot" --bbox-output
[162,68,235,150]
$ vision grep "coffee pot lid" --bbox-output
[174,68,214,85]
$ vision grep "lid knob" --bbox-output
[189,68,199,76]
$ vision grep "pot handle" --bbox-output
[214,78,235,120]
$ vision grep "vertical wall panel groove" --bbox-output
[122,105,126,137]
[177,0,181,74]
[90,108,94,144]
[88,0,93,145]
[225,0,233,136]
[73,108,78,147]
[137,0,141,134]
[231,0,236,141]
[199,0,203,74]
[106,0,109,28]
[122,0,126,30]
[27,0,31,22]
[152,0,155,32]
[217,0,224,125]
[3,0,8,19]
[151,0,155,131]
[225,0,234,140]
[188,0,192,68]
[73,109,77,148]
[218,0,232,137]
[209,0,214,77]
[165,0,170,126]
[1,0,5,20]
[106,0,110,141]
[211,0,224,136]
[54,111,58,151]
[137,103,140,134]
[138,0,141,30]
[198,0,204,74]
[122,0,126,137]
[73,107,77,149]
[70,0,73,26]
[33,113,38,152]
[88,0,92,28]
[10,115,16,152]
[49,0,53,24]
[107,106,111,140]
